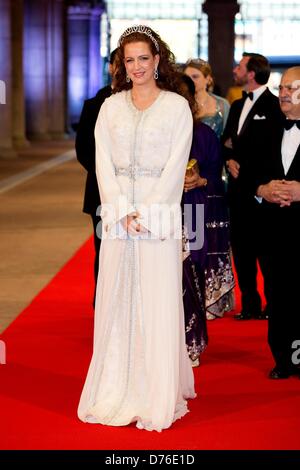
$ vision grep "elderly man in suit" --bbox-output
[76,49,118,307]
[222,53,284,320]
[254,67,300,379]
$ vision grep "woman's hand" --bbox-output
[121,212,148,236]
[184,172,207,192]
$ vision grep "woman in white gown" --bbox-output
[78,25,196,432]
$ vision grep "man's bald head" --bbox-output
[282,66,300,80]
[279,67,300,119]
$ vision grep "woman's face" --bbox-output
[124,41,159,86]
[184,66,210,93]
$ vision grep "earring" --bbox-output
[126,75,130,83]
[154,68,158,80]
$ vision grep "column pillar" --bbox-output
[11,0,30,148]
[88,6,104,98]
[67,2,105,130]
[24,0,51,140]
[0,0,17,158]
[47,0,67,139]
[202,0,240,96]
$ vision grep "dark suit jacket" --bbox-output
[75,85,112,215]
[253,125,300,253]
[222,88,284,208]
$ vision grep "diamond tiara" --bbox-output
[118,25,160,52]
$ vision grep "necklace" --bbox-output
[198,96,209,108]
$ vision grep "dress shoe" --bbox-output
[268,367,300,379]
[269,367,291,379]
[191,357,200,367]
[261,307,269,319]
[234,311,252,320]
[252,311,268,320]
[206,312,217,321]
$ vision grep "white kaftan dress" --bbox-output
[78,89,196,431]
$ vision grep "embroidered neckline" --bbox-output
[126,89,165,113]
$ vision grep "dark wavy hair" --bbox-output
[113,27,178,93]
[175,72,198,118]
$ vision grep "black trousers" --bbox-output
[257,204,300,371]
[229,203,268,315]
[262,249,300,371]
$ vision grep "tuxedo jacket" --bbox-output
[222,88,284,207]
[253,125,300,253]
[75,85,112,215]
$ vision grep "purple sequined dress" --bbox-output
[182,121,235,363]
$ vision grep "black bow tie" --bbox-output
[283,120,300,131]
[242,90,254,101]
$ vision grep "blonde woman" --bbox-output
[184,58,230,139]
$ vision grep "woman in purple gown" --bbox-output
[179,75,234,366]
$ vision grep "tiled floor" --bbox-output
[0,140,92,332]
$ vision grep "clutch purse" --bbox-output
[186,158,199,177]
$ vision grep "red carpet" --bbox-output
[0,238,299,450]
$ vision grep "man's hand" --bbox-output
[257,180,293,207]
[226,159,240,179]
[224,137,233,149]
[281,180,300,203]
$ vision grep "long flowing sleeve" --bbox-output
[137,99,193,240]
[95,100,136,236]
[191,122,223,192]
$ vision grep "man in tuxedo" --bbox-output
[253,67,300,378]
[75,49,118,307]
[222,53,284,320]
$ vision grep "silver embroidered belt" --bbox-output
[115,164,163,179]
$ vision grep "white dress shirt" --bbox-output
[238,85,267,135]
[281,122,300,175]
[255,119,300,203]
